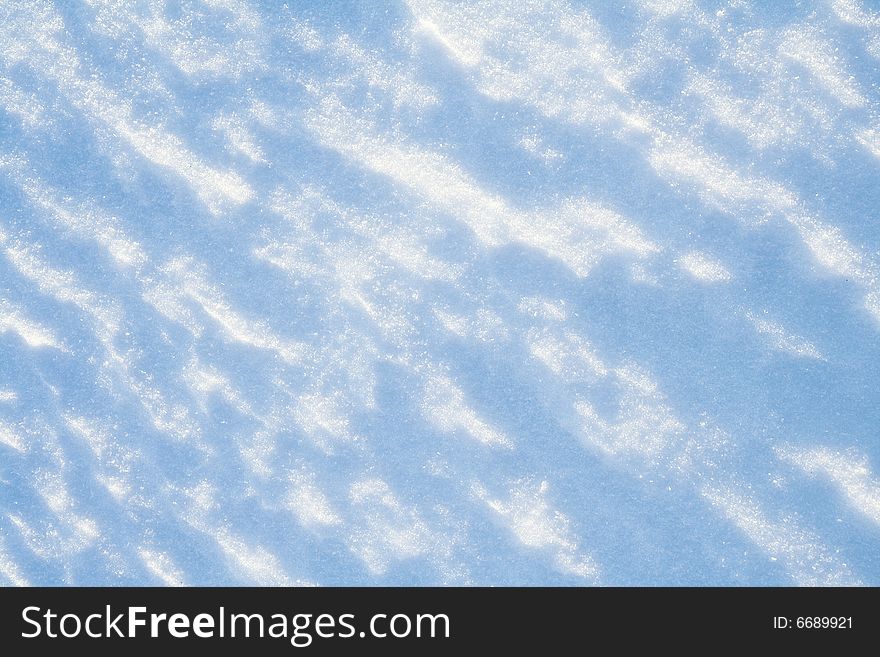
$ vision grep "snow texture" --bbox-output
[1,0,879,586]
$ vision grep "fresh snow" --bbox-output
[1,0,879,586]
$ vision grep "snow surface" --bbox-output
[1,0,879,586]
